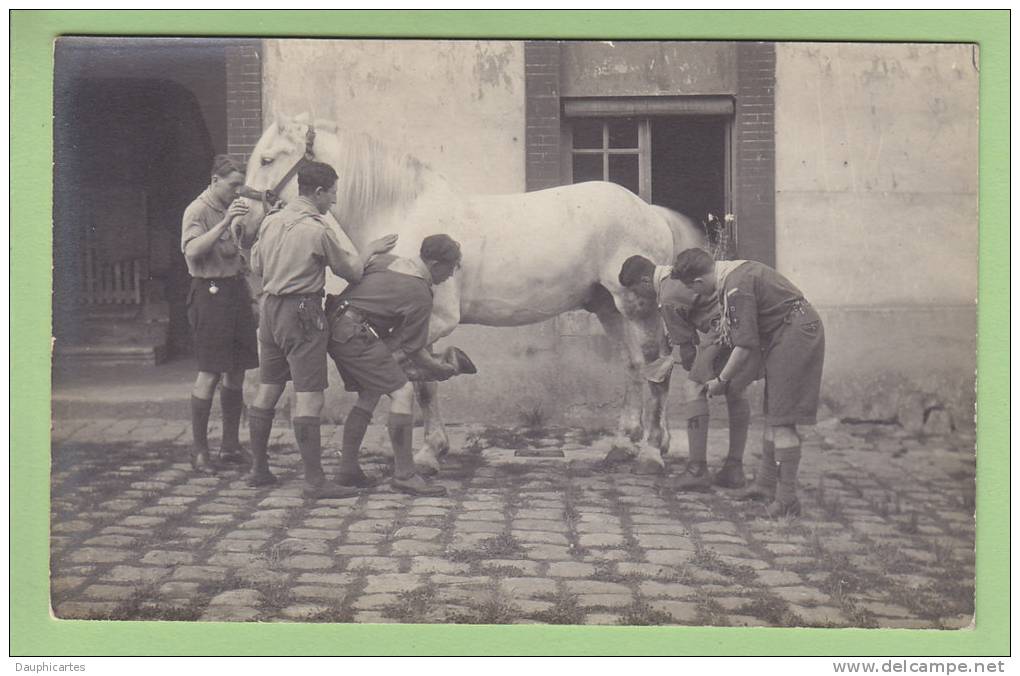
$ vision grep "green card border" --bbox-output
[11,9,1009,656]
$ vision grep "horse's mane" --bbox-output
[265,120,445,229]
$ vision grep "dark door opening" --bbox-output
[650,116,728,223]
[53,39,229,360]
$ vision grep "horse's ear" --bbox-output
[276,110,289,132]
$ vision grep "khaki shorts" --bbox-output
[763,303,825,426]
[328,313,408,395]
[258,294,329,392]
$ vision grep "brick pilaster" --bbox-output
[225,41,262,168]
[525,41,562,191]
[734,42,776,266]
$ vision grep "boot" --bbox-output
[714,460,747,488]
[190,395,218,474]
[388,413,447,497]
[337,406,378,487]
[218,386,246,464]
[246,406,277,487]
[671,461,713,492]
[737,439,777,502]
[765,445,802,518]
[294,416,359,500]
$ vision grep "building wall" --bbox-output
[262,39,526,194]
[774,43,978,421]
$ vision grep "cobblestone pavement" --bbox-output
[50,416,976,628]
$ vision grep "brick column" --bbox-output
[524,41,562,191]
[225,41,262,167]
[734,42,776,267]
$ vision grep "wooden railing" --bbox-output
[80,245,145,305]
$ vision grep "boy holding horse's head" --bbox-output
[672,248,826,518]
[619,254,759,493]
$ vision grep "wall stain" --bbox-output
[472,43,514,100]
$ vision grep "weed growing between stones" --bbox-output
[446,594,519,625]
[735,592,799,626]
[618,601,675,626]
[695,594,729,626]
[531,592,585,625]
[449,533,525,562]
[384,584,437,623]
[691,546,757,586]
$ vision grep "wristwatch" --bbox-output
[716,374,730,393]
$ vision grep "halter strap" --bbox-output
[266,125,317,205]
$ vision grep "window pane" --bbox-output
[571,119,603,149]
[572,153,604,183]
[608,118,638,148]
[608,154,639,195]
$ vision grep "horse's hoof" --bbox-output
[414,452,441,476]
[426,441,450,459]
[603,446,635,464]
[632,454,665,475]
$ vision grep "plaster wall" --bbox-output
[262,39,526,195]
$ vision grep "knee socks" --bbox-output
[341,406,373,474]
[293,416,325,486]
[247,406,275,475]
[191,395,213,451]
[725,397,751,464]
[387,412,415,479]
[220,387,244,450]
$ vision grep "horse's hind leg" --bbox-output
[587,285,643,446]
[412,380,449,476]
[621,312,672,475]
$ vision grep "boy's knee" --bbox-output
[772,425,800,449]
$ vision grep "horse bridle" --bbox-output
[255,125,317,210]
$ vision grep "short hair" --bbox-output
[420,234,462,266]
[211,154,244,178]
[618,255,655,288]
[297,161,339,195]
[671,248,715,284]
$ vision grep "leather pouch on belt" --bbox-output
[297,301,324,335]
[330,314,359,343]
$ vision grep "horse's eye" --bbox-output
[260,156,273,166]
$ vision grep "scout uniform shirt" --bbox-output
[181,188,245,278]
[716,261,808,351]
[250,197,351,295]
[337,254,434,359]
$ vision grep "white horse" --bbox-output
[243,116,705,475]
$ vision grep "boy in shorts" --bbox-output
[672,248,825,517]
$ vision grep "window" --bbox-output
[565,110,731,224]
[569,117,649,200]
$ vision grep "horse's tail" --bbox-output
[650,205,707,260]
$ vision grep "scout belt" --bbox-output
[333,299,382,339]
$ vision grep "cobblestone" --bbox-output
[49,416,975,627]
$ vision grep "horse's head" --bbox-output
[244,114,439,245]
[244,113,324,205]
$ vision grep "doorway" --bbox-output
[53,38,229,359]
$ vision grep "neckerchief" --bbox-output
[712,259,750,346]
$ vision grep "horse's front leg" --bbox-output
[412,381,450,476]
[411,277,461,475]
[624,312,673,476]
